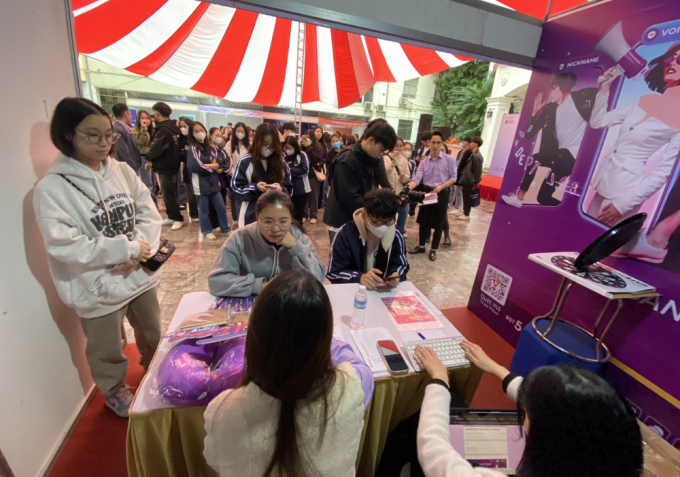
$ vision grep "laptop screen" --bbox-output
[449,410,526,475]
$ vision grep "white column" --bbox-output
[479,96,514,169]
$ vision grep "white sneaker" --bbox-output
[171,221,184,231]
[205,233,217,240]
[457,215,471,221]
[611,230,668,264]
[161,218,174,226]
[105,386,134,418]
[502,194,524,208]
[310,218,317,224]
[213,227,221,233]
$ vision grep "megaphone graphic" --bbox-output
[593,21,647,83]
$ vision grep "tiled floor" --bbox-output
[143,199,496,335]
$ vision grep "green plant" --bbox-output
[432,61,493,137]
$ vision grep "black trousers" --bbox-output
[375,389,468,477]
[185,184,198,219]
[462,184,473,217]
[307,178,321,219]
[292,193,308,223]
[417,188,450,249]
[227,180,240,223]
[158,173,183,222]
[519,149,576,206]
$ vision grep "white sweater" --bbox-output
[204,362,365,476]
[417,378,522,477]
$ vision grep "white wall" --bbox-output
[0,1,94,476]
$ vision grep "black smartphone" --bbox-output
[377,340,409,375]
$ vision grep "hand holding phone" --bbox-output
[377,340,409,375]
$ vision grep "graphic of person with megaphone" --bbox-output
[587,41,680,227]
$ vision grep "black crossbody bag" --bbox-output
[59,170,174,271]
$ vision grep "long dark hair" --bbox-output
[188,121,213,153]
[250,123,284,184]
[242,268,337,477]
[644,42,680,93]
[283,135,301,157]
[516,366,642,477]
[230,121,250,154]
[50,97,116,158]
[134,109,155,138]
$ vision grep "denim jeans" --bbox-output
[197,193,230,235]
[138,162,158,207]
[397,203,409,235]
[451,185,462,210]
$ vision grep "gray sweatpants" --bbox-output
[80,287,161,396]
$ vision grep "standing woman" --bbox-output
[178,117,198,220]
[208,127,231,230]
[303,130,324,224]
[225,122,250,229]
[384,137,411,236]
[204,269,374,476]
[132,109,157,207]
[319,130,332,209]
[284,136,311,223]
[232,123,293,227]
[403,142,418,217]
[34,97,162,418]
[186,122,231,240]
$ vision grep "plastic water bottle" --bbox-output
[351,285,368,330]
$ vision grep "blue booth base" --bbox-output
[509,318,607,377]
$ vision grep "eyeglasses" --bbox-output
[369,216,396,227]
[76,130,120,145]
[260,219,291,230]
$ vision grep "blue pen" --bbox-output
[418,332,426,340]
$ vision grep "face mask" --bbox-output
[285,149,295,156]
[180,127,189,136]
[212,137,222,145]
[332,142,342,150]
[403,151,412,159]
[366,221,389,238]
[195,132,206,141]
[236,132,245,140]
[261,146,273,157]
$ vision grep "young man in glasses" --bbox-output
[327,189,409,290]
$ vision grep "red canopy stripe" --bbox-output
[74,0,167,54]
[331,31,360,108]
[401,44,450,76]
[347,33,375,96]
[252,18,293,105]
[301,25,320,103]
[363,37,396,82]
[71,0,99,10]
[192,9,258,95]
[126,2,210,77]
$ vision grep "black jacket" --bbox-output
[458,150,483,186]
[112,121,142,171]
[146,120,181,175]
[305,144,325,178]
[324,144,382,228]
[285,151,310,196]
[526,87,597,154]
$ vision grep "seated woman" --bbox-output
[328,189,409,290]
[231,123,293,227]
[208,190,326,297]
[414,343,643,477]
[204,268,374,476]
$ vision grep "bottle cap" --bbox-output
[359,285,367,291]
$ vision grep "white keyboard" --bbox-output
[404,337,469,372]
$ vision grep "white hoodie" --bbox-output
[33,155,162,318]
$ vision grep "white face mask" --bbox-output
[236,132,245,140]
[180,127,189,136]
[195,132,206,141]
[285,149,295,156]
[261,146,273,157]
[212,137,222,145]
[403,151,412,159]
[366,221,389,238]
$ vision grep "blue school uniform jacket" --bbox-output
[187,145,221,196]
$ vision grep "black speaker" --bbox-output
[437,126,451,140]
[415,114,433,151]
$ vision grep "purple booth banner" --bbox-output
[488,114,520,178]
[469,0,680,448]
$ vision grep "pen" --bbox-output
[418,332,426,340]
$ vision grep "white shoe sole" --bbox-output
[501,196,523,208]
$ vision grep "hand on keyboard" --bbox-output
[414,346,449,382]
[404,337,470,372]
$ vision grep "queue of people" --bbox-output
[32,97,644,477]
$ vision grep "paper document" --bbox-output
[349,327,394,373]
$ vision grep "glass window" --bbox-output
[402,78,419,98]
[397,119,413,141]
[362,87,374,103]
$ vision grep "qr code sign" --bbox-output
[481,265,513,306]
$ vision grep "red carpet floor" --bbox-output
[49,308,515,476]
[479,175,503,203]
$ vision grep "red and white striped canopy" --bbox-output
[72,0,473,108]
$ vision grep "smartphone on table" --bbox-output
[377,340,409,375]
